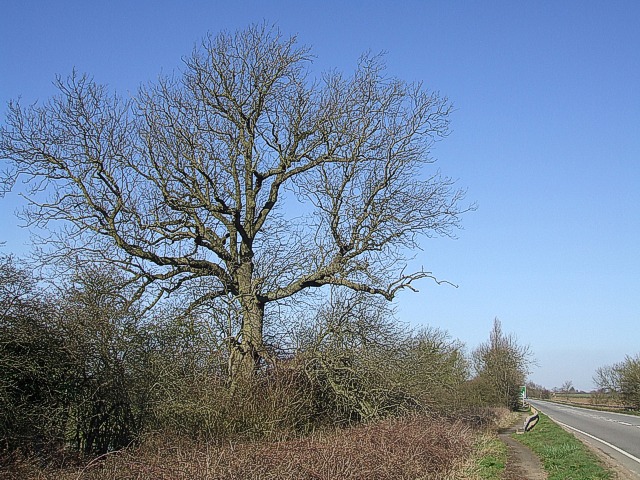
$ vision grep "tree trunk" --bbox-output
[229,296,266,382]
[228,256,267,384]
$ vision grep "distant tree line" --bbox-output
[525,382,551,400]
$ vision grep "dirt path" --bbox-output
[498,412,547,480]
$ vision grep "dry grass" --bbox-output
[550,393,640,415]
[2,415,475,480]
[551,392,626,408]
[440,408,513,480]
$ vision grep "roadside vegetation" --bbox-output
[513,413,612,480]
[3,416,477,480]
[0,253,529,478]
[594,354,640,411]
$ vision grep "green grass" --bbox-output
[475,433,507,480]
[513,412,613,480]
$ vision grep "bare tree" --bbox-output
[594,364,619,394]
[472,318,533,410]
[0,24,470,380]
[594,355,640,410]
[560,380,574,401]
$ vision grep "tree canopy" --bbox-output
[0,24,470,378]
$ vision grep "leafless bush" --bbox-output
[287,290,469,425]
[1,253,477,477]
[0,256,71,456]
[8,415,472,480]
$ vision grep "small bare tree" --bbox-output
[560,380,574,401]
[0,24,470,380]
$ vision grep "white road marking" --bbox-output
[548,416,640,466]
[559,405,640,428]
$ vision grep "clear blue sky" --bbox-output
[2,0,639,390]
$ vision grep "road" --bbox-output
[528,399,640,477]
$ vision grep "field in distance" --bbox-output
[548,392,633,411]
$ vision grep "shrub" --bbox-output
[41,416,473,480]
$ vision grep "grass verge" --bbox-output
[474,433,507,479]
[513,412,613,480]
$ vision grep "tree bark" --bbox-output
[229,296,266,382]
[228,252,267,382]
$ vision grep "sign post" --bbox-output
[520,385,527,408]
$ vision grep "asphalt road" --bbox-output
[528,399,640,477]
